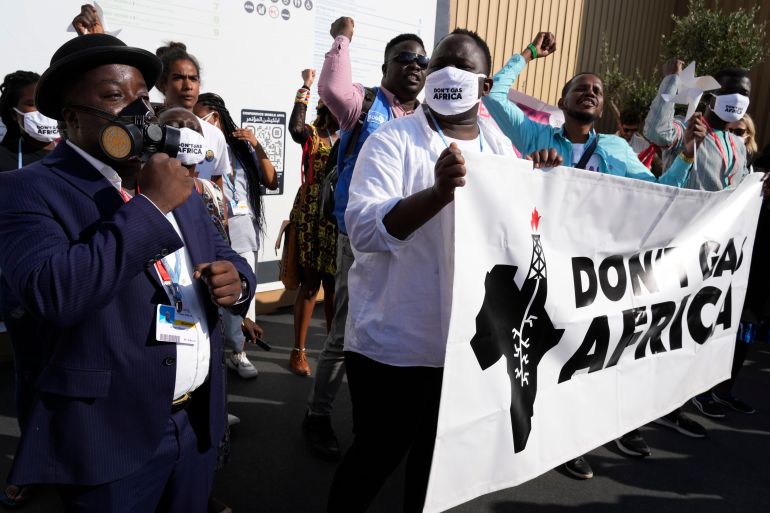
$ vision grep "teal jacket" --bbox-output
[483,54,692,187]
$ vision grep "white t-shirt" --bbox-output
[195,116,231,180]
[571,142,601,172]
[344,106,516,367]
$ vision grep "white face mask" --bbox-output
[712,93,750,123]
[423,67,486,116]
[14,108,59,142]
[175,127,207,166]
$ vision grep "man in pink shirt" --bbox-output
[302,15,428,460]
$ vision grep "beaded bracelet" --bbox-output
[295,86,310,105]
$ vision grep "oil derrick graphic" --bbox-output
[470,208,564,453]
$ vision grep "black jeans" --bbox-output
[327,351,444,513]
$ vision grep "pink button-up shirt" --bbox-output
[318,35,415,131]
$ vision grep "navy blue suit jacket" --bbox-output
[0,143,255,486]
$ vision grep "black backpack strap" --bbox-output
[574,134,599,170]
[342,86,378,158]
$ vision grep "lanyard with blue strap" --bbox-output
[426,108,484,152]
[118,187,185,312]
[17,139,22,169]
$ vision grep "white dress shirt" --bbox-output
[67,140,210,399]
[344,106,516,367]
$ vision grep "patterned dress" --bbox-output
[289,125,338,276]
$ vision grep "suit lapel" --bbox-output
[46,143,124,212]
[47,144,167,293]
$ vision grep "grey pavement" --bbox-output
[1,304,769,512]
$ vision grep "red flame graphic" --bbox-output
[531,208,541,232]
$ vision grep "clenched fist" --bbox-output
[138,153,193,213]
[330,17,354,41]
[432,143,467,205]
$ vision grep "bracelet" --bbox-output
[295,87,310,105]
[527,44,538,59]
[679,151,695,164]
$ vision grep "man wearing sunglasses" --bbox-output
[302,15,428,462]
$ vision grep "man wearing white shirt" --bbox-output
[328,29,515,513]
[0,34,254,513]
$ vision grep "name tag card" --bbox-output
[156,305,198,345]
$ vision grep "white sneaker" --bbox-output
[226,351,258,379]
[227,413,241,426]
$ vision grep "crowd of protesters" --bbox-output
[0,4,767,513]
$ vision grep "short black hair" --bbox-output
[448,28,492,75]
[714,67,750,85]
[155,41,201,86]
[561,72,603,98]
[384,33,425,62]
[620,109,641,125]
[0,70,40,142]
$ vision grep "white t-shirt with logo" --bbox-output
[571,142,601,172]
[195,116,231,180]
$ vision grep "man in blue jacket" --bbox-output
[0,34,254,513]
[483,32,700,185]
[482,31,704,480]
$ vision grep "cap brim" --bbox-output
[36,45,162,120]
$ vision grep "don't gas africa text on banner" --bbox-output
[423,153,763,512]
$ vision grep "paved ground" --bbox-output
[1,304,769,512]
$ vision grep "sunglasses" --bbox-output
[728,127,747,137]
[392,51,430,69]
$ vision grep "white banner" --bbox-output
[424,153,763,513]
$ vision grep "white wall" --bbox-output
[0,0,437,291]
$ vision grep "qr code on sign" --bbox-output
[241,109,287,195]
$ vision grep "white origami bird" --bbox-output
[661,61,721,121]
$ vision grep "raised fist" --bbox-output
[330,17,354,41]
[525,32,557,60]
[301,69,316,88]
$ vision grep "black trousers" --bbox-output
[713,330,750,396]
[327,351,444,513]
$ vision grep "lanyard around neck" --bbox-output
[119,187,185,311]
[426,108,484,152]
[17,139,22,170]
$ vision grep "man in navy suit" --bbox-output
[0,34,255,513]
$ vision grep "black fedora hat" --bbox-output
[36,33,162,120]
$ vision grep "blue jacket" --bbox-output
[0,142,255,486]
[483,54,692,187]
[335,87,394,234]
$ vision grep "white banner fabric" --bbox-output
[423,153,763,513]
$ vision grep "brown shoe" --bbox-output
[290,348,311,376]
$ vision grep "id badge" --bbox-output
[235,200,250,214]
[156,304,198,345]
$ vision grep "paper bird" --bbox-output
[661,61,720,120]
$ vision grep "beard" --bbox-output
[566,108,598,124]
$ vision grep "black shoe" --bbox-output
[691,395,726,419]
[302,411,341,461]
[564,456,593,479]
[711,392,756,414]
[615,429,651,457]
[653,411,707,438]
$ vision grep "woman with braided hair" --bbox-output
[285,68,340,377]
[195,92,277,380]
[0,70,58,171]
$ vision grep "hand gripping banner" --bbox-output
[423,153,763,512]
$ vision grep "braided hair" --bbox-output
[196,92,264,235]
[0,70,40,143]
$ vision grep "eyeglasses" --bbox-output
[728,127,747,137]
[392,51,430,69]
